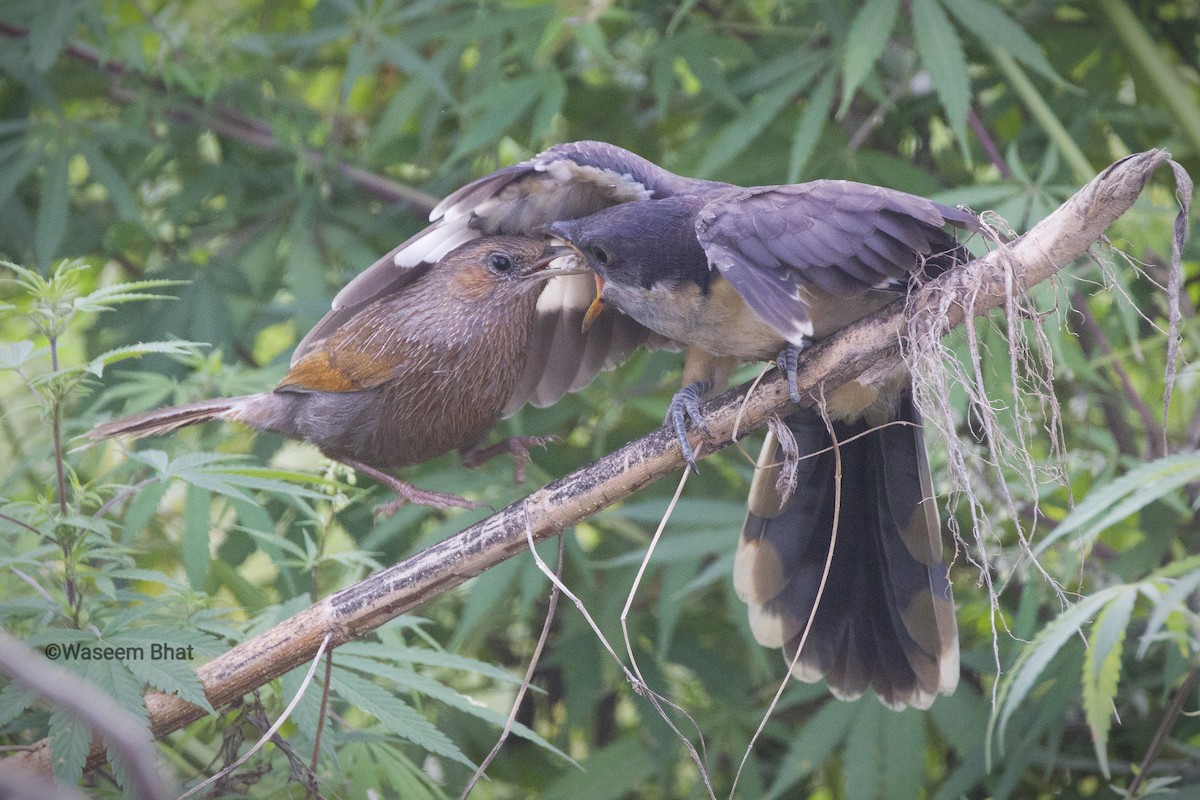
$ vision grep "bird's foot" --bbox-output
[775,339,814,405]
[342,458,483,517]
[666,380,714,473]
[462,435,559,483]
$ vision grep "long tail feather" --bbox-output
[89,397,253,441]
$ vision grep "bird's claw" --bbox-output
[462,434,559,484]
[666,381,713,473]
[372,484,483,520]
[775,339,813,406]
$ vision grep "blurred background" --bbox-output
[0,1,1197,798]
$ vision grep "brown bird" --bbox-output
[91,236,582,513]
[369,140,971,709]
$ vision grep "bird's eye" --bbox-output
[589,245,610,266]
[488,253,513,272]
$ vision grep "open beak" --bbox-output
[581,274,606,333]
[526,244,587,281]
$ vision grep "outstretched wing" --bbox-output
[295,141,693,409]
[696,181,979,345]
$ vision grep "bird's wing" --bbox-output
[279,302,414,393]
[296,141,691,409]
[695,181,978,345]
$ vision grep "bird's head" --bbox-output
[443,236,584,302]
[546,197,711,331]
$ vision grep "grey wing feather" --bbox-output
[300,141,689,401]
[503,273,680,415]
[696,181,978,342]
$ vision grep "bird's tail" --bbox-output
[89,397,253,441]
[735,391,958,710]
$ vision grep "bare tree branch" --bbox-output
[0,150,1187,782]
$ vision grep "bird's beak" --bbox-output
[581,274,606,333]
[525,244,586,281]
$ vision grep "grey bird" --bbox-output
[327,141,974,708]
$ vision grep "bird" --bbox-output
[370,140,975,708]
[90,236,585,514]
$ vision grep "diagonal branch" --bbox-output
[0,150,1188,781]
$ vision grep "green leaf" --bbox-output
[120,480,167,540]
[449,77,544,164]
[1138,570,1200,658]
[183,485,211,589]
[127,659,214,714]
[839,0,901,115]
[882,709,927,798]
[35,149,70,268]
[337,653,570,763]
[332,669,473,767]
[943,0,1063,84]
[48,706,90,785]
[541,737,657,800]
[76,142,142,222]
[911,0,971,153]
[843,701,884,799]
[0,680,36,727]
[340,641,526,686]
[789,69,837,182]
[1082,589,1136,778]
[27,0,76,71]
[82,341,203,378]
[696,75,811,179]
[1033,452,1200,558]
[989,585,1130,762]
[764,699,855,798]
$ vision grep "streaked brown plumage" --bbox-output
[90,236,581,511]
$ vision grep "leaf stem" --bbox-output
[1127,659,1200,798]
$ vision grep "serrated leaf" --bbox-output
[337,654,570,763]
[912,0,971,152]
[1082,589,1136,778]
[332,669,473,767]
[839,0,900,115]
[84,659,148,724]
[943,0,1063,84]
[0,680,36,727]
[339,642,524,685]
[83,341,203,378]
[1034,452,1200,558]
[990,585,1129,761]
[1139,570,1200,658]
[127,659,214,714]
[48,706,90,785]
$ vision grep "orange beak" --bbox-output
[581,274,606,333]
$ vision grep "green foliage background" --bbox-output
[0,0,1198,798]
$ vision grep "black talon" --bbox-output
[666,380,713,472]
[776,339,813,405]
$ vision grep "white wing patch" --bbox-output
[538,159,653,203]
